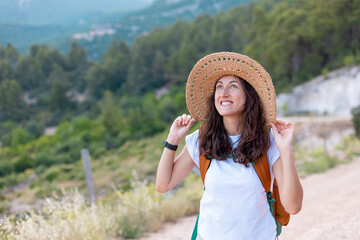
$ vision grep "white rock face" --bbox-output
[277,66,360,117]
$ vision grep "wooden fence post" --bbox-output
[81,149,96,205]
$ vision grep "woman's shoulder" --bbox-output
[185,129,200,167]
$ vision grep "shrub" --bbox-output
[0,200,7,214]
[54,137,84,163]
[352,105,360,139]
[10,127,34,148]
[33,149,56,167]
[0,159,13,177]
[321,68,329,79]
[25,119,45,138]
[43,167,61,182]
[14,153,33,173]
[343,55,355,66]
[0,172,30,190]
[73,116,94,134]
[89,142,106,158]
[301,149,338,175]
[337,134,360,160]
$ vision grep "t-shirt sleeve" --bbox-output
[267,128,281,179]
[185,129,200,168]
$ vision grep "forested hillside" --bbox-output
[77,0,251,59]
[0,0,153,55]
[0,0,359,213]
[0,0,249,59]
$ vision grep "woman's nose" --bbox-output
[221,86,230,96]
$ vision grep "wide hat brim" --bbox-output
[186,52,277,124]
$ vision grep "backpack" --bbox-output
[191,144,290,240]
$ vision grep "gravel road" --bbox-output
[140,158,360,240]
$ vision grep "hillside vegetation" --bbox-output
[0,0,359,219]
[0,0,248,59]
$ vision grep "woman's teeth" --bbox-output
[221,102,232,106]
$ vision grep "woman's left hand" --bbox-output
[270,119,295,152]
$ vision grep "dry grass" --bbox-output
[0,172,203,240]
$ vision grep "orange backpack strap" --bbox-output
[198,126,211,186]
[252,154,271,193]
[273,180,290,226]
[199,154,211,186]
[253,154,290,227]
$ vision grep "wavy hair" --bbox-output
[198,76,270,166]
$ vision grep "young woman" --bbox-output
[156,52,303,240]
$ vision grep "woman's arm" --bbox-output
[156,114,196,193]
[271,120,303,215]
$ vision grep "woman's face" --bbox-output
[214,75,246,118]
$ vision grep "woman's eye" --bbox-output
[230,85,238,88]
[216,85,223,89]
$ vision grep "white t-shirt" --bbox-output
[185,129,280,240]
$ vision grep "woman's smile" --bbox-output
[221,100,233,106]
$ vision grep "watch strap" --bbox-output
[163,140,178,151]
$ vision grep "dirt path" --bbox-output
[140,158,360,240]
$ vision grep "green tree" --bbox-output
[30,45,40,58]
[15,57,45,90]
[151,50,167,86]
[125,37,157,94]
[67,41,90,91]
[35,46,67,78]
[25,118,45,138]
[5,43,19,67]
[209,12,234,52]
[0,60,14,82]
[124,93,165,138]
[67,40,87,71]
[168,41,198,84]
[47,63,69,89]
[10,127,34,147]
[0,79,27,122]
[48,80,71,110]
[88,40,129,98]
[97,91,126,137]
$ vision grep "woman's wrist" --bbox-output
[279,146,294,160]
[166,135,181,146]
[279,145,292,152]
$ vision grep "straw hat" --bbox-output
[186,52,277,124]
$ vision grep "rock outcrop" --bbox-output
[277,66,360,117]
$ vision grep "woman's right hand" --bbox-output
[167,114,196,145]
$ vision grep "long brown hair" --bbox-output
[198,76,270,166]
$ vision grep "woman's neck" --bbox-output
[223,116,243,136]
